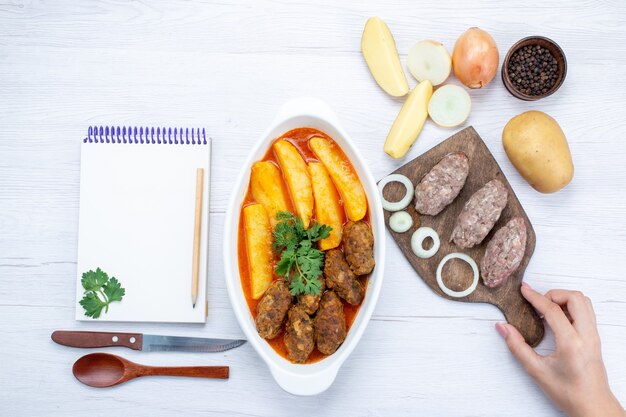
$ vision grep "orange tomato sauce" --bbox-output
[237,127,370,364]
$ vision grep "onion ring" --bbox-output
[389,211,413,233]
[411,227,440,259]
[378,174,414,212]
[436,253,479,298]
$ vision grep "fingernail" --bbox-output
[495,322,509,339]
[521,282,532,290]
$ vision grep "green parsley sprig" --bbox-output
[79,267,125,318]
[272,211,332,296]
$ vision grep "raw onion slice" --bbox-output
[389,211,413,233]
[407,40,452,86]
[378,174,414,212]
[436,252,479,298]
[411,227,440,259]
[428,84,471,128]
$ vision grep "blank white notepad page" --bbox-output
[75,141,211,323]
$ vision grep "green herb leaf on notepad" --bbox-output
[79,267,125,318]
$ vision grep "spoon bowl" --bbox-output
[72,353,229,388]
[73,353,127,387]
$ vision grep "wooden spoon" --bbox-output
[72,353,229,387]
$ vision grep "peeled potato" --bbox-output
[309,137,367,221]
[407,40,452,86]
[308,162,343,250]
[243,204,274,299]
[250,161,290,227]
[428,84,471,128]
[273,140,313,228]
[384,79,433,159]
[361,17,409,97]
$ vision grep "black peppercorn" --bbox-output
[507,45,559,96]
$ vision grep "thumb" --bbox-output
[496,322,542,378]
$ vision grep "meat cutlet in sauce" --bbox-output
[342,221,375,276]
[297,276,325,315]
[255,280,293,339]
[314,291,347,355]
[324,249,364,305]
[284,305,315,363]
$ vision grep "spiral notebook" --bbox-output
[75,126,211,323]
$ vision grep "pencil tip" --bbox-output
[192,303,196,308]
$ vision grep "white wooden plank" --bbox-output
[1,0,626,415]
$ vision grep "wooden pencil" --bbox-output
[191,168,204,308]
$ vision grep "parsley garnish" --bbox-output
[79,267,125,318]
[272,211,332,296]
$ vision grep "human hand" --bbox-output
[495,284,625,417]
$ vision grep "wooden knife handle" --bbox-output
[51,330,143,350]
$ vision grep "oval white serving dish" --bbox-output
[223,97,385,396]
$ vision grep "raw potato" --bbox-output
[309,137,367,221]
[502,111,574,193]
[427,84,471,128]
[308,162,343,250]
[243,204,274,299]
[273,140,313,228]
[407,40,452,86]
[361,17,409,97]
[250,161,290,227]
[384,80,433,159]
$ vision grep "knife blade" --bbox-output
[141,334,245,353]
[51,330,246,353]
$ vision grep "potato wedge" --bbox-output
[250,161,290,227]
[384,79,433,159]
[309,137,367,221]
[361,17,409,97]
[273,140,313,229]
[308,162,343,250]
[243,204,274,299]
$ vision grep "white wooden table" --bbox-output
[1,1,625,416]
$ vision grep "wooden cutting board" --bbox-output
[380,126,544,347]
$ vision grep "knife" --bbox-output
[51,330,245,353]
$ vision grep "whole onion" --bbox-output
[452,27,499,88]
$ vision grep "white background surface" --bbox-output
[1,1,625,416]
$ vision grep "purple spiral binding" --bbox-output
[83,126,207,145]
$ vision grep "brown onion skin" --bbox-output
[452,27,499,89]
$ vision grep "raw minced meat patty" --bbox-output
[414,152,469,216]
[481,217,527,288]
[451,179,508,248]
